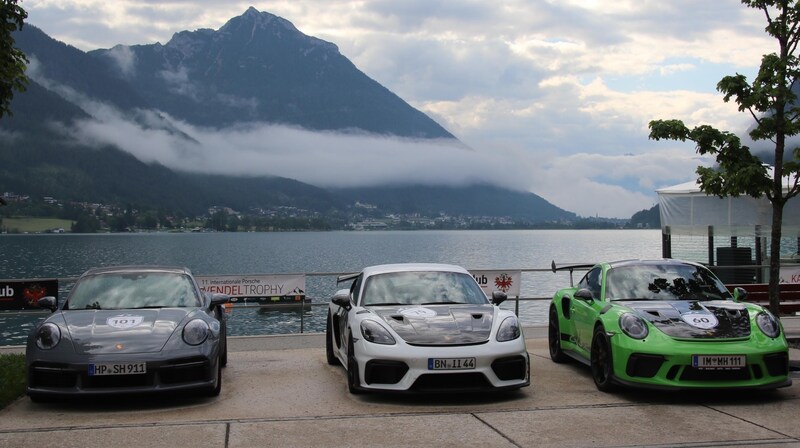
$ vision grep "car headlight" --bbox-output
[619,313,648,339]
[183,319,210,345]
[756,311,781,338]
[35,322,61,350]
[360,319,395,345]
[497,316,521,342]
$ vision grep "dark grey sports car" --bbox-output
[26,266,230,401]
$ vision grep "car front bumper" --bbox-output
[608,332,791,390]
[353,336,530,392]
[26,346,220,397]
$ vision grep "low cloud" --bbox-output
[54,96,699,218]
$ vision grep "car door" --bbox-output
[335,274,362,353]
[571,266,602,355]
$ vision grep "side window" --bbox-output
[351,275,363,306]
[578,267,602,300]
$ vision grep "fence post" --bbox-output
[300,296,305,333]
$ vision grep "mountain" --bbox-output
[1,9,576,224]
[629,204,660,229]
[338,185,574,222]
[88,7,454,137]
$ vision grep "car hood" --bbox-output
[623,300,751,339]
[371,304,494,345]
[60,309,193,354]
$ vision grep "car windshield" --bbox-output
[66,272,201,310]
[605,264,732,302]
[361,271,489,306]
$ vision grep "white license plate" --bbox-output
[428,357,476,370]
[691,355,746,370]
[89,362,147,376]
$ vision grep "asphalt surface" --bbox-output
[1,319,800,448]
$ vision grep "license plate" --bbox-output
[691,355,746,370]
[428,357,476,370]
[88,362,147,376]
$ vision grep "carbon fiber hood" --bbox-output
[624,300,751,339]
[372,304,494,345]
[62,309,190,354]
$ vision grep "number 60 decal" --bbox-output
[681,313,718,329]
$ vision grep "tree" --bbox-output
[0,0,28,118]
[649,0,800,316]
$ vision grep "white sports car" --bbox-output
[326,263,530,393]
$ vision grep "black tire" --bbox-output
[220,321,228,368]
[548,306,568,363]
[326,311,339,366]
[346,333,362,394]
[205,362,222,397]
[590,326,615,392]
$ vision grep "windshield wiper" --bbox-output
[420,301,465,305]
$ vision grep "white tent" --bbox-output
[656,171,800,282]
[656,173,800,237]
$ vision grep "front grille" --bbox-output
[29,363,77,388]
[626,354,665,378]
[364,360,408,385]
[85,373,152,388]
[491,356,527,381]
[679,366,751,381]
[764,353,789,376]
[160,358,211,384]
[411,373,491,391]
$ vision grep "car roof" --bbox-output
[79,265,193,277]
[361,263,471,278]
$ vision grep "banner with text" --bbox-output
[780,266,800,284]
[196,274,306,302]
[0,279,59,311]
[469,270,521,296]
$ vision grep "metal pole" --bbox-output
[515,295,519,316]
[708,226,715,266]
[300,296,305,333]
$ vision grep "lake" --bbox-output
[0,229,662,345]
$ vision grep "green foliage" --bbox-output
[0,0,27,119]
[0,353,26,409]
[649,0,800,314]
[650,1,800,204]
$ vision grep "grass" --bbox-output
[1,217,74,233]
[0,354,26,408]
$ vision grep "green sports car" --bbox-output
[548,259,791,391]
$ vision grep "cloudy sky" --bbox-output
[22,0,775,218]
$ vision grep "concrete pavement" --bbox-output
[1,320,799,447]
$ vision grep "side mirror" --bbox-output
[37,296,58,312]
[574,288,594,302]
[209,293,231,308]
[733,287,748,302]
[331,292,352,310]
[491,291,507,306]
